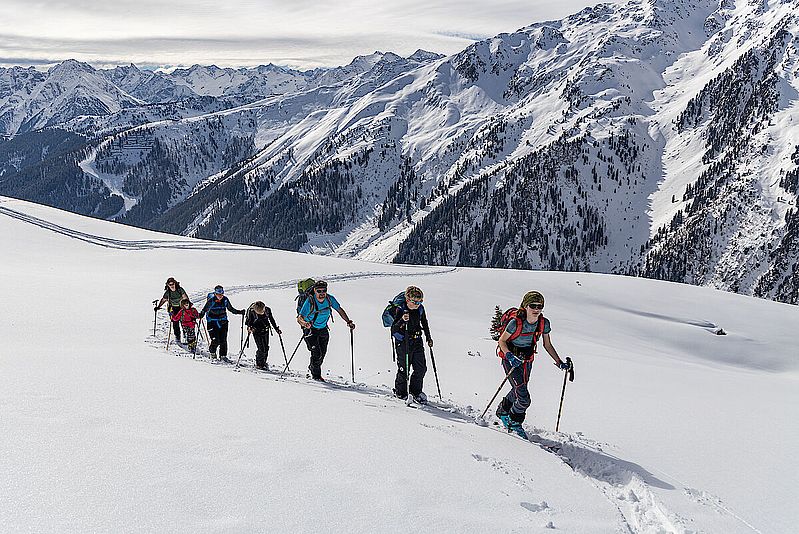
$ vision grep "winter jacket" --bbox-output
[245,306,279,334]
[200,295,243,324]
[172,307,199,328]
[163,285,188,308]
[390,300,431,343]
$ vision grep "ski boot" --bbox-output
[413,392,428,405]
[507,419,528,440]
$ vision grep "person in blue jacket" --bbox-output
[296,280,355,381]
[199,285,245,361]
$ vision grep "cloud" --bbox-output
[0,0,611,69]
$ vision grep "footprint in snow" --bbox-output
[520,501,549,513]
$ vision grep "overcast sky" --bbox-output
[0,0,612,70]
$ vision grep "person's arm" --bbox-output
[267,308,280,331]
[226,298,244,315]
[172,309,182,322]
[156,292,168,309]
[336,307,355,329]
[297,298,312,328]
[198,299,210,318]
[420,310,432,346]
[498,329,513,356]
[541,333,564,366]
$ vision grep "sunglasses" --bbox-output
[315,289,327,294]
[527,303,544,310]
[410,299,423,305]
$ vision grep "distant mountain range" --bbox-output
[0,0,797,304]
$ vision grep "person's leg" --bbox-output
[394,339,408,398]
[185,326,197,351]
[218,321,230,358]
[508,360,532,423]
[408,339,427,397]
[306,329,323,379]
[207,322,220,356]
[169,306,181,341]
[253,331,268,368]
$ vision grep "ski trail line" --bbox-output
[0,204,255,250]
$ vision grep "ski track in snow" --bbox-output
[148,289,753,534]
[0,205,252,251]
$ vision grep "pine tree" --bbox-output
[490,305,504,341]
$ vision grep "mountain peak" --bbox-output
[48,59,96,76]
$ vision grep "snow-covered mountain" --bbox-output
[1,0,798,305]
[2,195,797,533]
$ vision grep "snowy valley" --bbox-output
[1,196,797,533]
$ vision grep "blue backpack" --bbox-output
[382,292,425,327]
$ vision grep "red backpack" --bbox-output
[492,308,546,355]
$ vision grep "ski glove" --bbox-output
[275,328,282,335]
[504,352,523,368]
[154,306,160,311]
[557,360,570,370]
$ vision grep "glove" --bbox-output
[504,352,523,368]
[427,338,434,348]
[239,310,246,315]
[154,306,160,311]
[557,360,570,370]
[347,320,356,330]
[276,328,282,335]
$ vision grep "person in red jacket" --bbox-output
[172,298,200,353]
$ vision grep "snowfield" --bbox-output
[1,196,797,533]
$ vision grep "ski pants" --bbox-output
[501,356,533,419]
[304,327,329,379]
[207,320,230,357]
[168,305,181,341]
[182,325,197,351]
[252,330,270,367]
[394,336,427,397]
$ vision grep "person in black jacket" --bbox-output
[390,286,433,404]
[245,301,281,370]
[199,285,244,361]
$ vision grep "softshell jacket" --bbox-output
[389,294,431,343]
[201,295,243,324]
[245,306,278,334]
[172,307,199,328]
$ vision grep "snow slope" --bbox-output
[1,196,797,533]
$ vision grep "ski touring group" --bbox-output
[154,277,575,439]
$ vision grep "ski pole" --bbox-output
[480,365,515,419]
[429,346,442,400]
[555,357,574,432]
[390,332,396,362]
[202,317,211,346]
[280,333,306,376]
[277,331,289,365]
[166,313,173,350]
[152,300,159,337]
[350,328,355,383]
[405,335,411,406]
[197,319,206,343]
[240,313,245,351]
[235,332,251,369]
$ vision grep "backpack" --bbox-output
[295,278,317,315]
[295,278,333,324]
[381,292,407,327]
[491,307,546,347]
